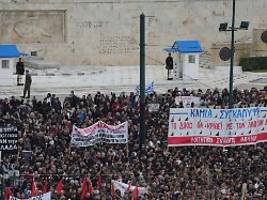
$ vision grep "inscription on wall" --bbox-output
[0,10,65,43]
[98,35,138,54]
[77,20,110,29]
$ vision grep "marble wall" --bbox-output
[0,0,266,65]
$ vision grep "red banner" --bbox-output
[168,132,267,147]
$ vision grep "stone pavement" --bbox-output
[0,65,266,99]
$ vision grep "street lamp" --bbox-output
[139,13,146,151]
[219,21,249,32]
[219,23,228,32]
[218,0,249,108]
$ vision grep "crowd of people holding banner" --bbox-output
[0,87,266,199]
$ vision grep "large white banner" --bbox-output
[9,192,51,200]
[168,107,267,147]
[71,121,128,147]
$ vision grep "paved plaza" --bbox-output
[0,65,266,98]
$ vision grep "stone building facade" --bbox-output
[0,0,267,65]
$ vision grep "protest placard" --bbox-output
[148,103,160,112]
[0,125,18,154]
[175,96,200,106]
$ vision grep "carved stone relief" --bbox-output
[0,10,65,43]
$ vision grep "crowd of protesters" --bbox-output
[0,87,266,200]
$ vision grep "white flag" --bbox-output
[111,180,147,197]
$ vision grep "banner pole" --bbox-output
[126,143,129,168]
[126,143,129,158]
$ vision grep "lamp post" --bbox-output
[139,13,146,151]
[229,0,236,109]
[219,0,249,108]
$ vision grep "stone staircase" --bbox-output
[207,73,249,89]
[199,50,213,69]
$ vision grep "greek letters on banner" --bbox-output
[9,192,51,200]
[71,121,128,147]
[175,96,200,106]
[168,107,267,147]
[0,125,18,154]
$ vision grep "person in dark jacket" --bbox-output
[165,53,173,80]
[70,90,80,108]
[23,70,32,98]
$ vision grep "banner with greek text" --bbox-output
[9,192,51,200]
[71,121,128,147]
[0,125,18,154]
[168,107,267,147]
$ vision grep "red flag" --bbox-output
[4,187,13,200]
[31,177,38,197]
[111,182,115,198]
[127,181,132,192]
[96,176,102,190]
[131,186,139,200]
[42,177,48,193]
[80,178,89,200]
[56,180,63,195]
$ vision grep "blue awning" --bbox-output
[0,44,25,58]
[164,40,203,54]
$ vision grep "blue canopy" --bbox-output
[164,40,203,54]
[0,44,24,58]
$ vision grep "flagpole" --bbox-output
[0,151,2,200]
[126,143,129,166]
[127,143,128,157]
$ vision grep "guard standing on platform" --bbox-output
[165,53,173,80]
[16,57,25,86]
[23,70,32,98]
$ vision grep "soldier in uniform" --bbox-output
[23,70,32,98]
[16,57,25,86]
[165,53,173,80]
